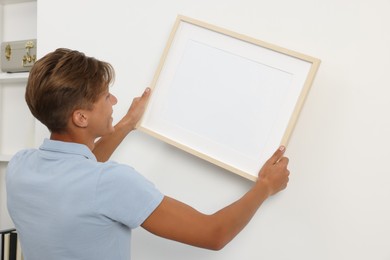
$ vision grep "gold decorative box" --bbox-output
[1,39,37,73]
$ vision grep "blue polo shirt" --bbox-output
[6,139,164,260]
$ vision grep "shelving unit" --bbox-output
[0,0,37,162]
[0,0,37,230]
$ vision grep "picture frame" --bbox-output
[138,15,320,181]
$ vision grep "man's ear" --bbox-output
[72,110,88,128]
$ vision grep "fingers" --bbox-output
[124,87,152,129]
[141,87,151,99]
[133,87,151,105]
[268,146,286,165]
[131,87,151,105]
[257,146,290,196]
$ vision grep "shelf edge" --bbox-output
[0,72,29,83]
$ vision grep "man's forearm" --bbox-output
[209,181,270,249]
[93,120,134,162]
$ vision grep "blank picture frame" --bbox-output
[138,15,320,181]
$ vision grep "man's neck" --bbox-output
[50,131,95,151]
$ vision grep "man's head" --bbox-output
[25,48,115,133]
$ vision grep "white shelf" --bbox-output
[0,154,13,162]
[0,0,35,4]
[0,72,29,83]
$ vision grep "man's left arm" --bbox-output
[93,87,151,162]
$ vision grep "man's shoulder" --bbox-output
[9,148,37,164]
[98,161,139,180]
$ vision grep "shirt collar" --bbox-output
[39,138,97,161]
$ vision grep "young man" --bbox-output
[6,48,290,260]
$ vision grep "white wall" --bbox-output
[37,0,390,259]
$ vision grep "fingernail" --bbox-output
[279,146,285,151]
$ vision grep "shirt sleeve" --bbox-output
[95,162,164,229]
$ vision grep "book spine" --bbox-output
[9,232,17,260]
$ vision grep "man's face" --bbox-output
[87,88,118,138]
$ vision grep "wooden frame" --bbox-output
[138,15,320,181]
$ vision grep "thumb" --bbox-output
[133,87,151,106]
[268,146,286,165]
[141,87,151,99]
